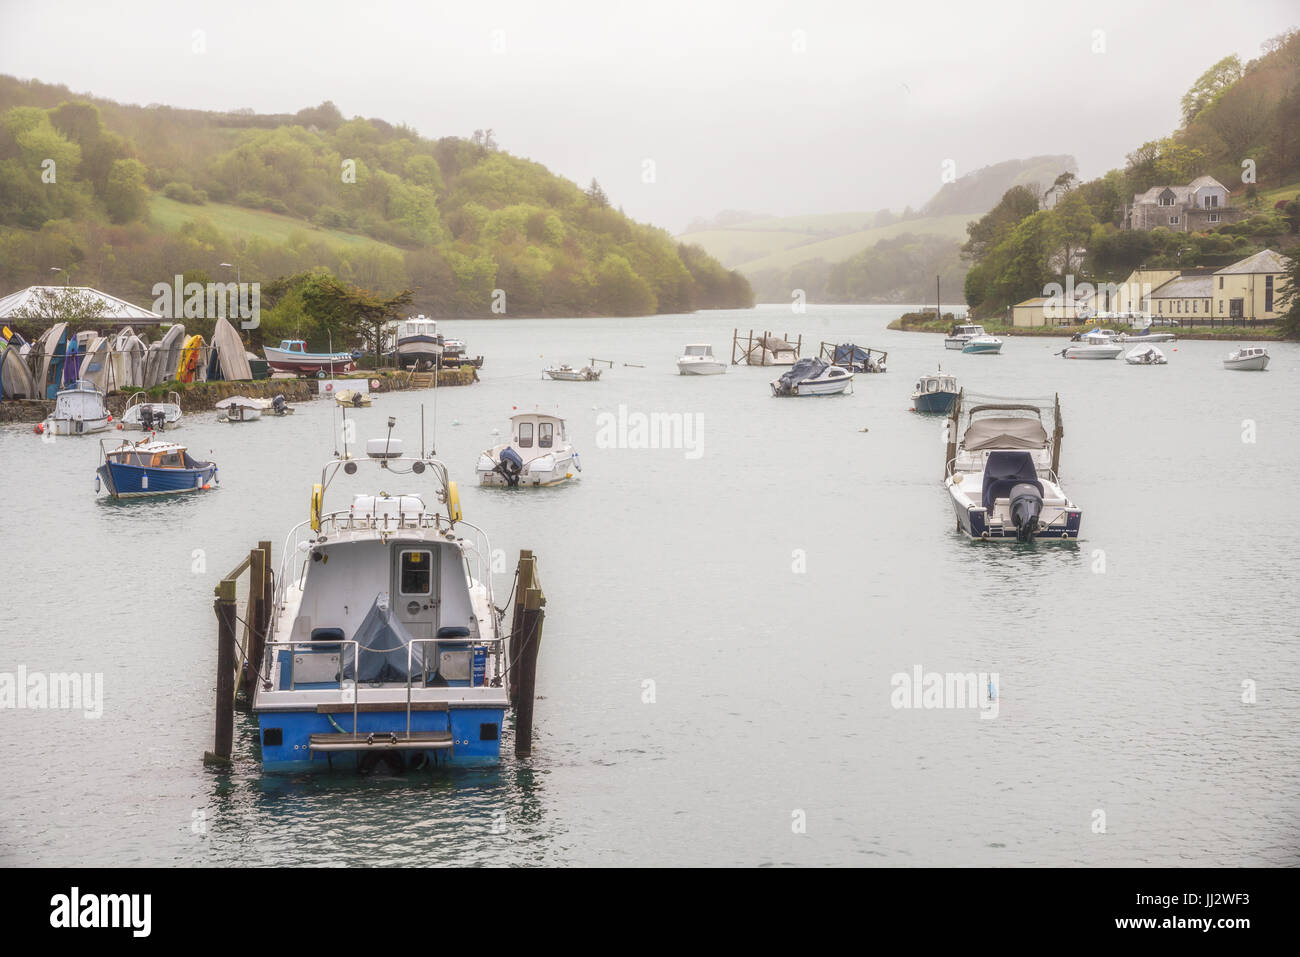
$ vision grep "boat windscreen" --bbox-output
[962,416,1049,451]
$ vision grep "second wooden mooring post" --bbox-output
[203,579,237,767]
[514,582,546,758]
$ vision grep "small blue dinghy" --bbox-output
[96,438,218,499]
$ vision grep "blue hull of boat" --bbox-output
[256,707,506,771]
[97,461,217,499]
[913,391,958,414]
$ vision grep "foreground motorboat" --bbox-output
[677,344,726,375]
[477,411,581,487]
[912,369,959,414]
[96,438,218,499]
[962,335,1003,355]
[122,391,183,431]
[1061,328,1122,359]
[263,339,356,376]
[771,357,853,396]
[1124,345,1167,366]
[41,380,110,436]
[944,391,1081,541]
[945,323,991,350]
[216,395,266,422]
[253,431,507,771]
[1223,346,1269,371]
[544,364,601,381]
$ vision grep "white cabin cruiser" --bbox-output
[944,391,1081,541]
[477,411,581,487]
[253,431,508,772]
[677,344,726,375]
[41,380,111,436]
[543,364,601,382]
[945,324,991,350]
[1061,328,1123,359]
[122,390,183,431]
[1124,345,1167,366]
[1223,346,1269,371]
[771,357,853,396]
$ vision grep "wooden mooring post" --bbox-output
[508,550,546,757]
[203,542,272,767]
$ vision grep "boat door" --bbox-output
[392,545,439,640]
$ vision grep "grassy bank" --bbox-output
[888,312,1286,341]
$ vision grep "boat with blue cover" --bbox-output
[253,427,507,772]
[96,438,218,499]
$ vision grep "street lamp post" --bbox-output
[219,262,241,285]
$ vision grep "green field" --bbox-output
[1255,179,1300,207]
[149,195,402,252]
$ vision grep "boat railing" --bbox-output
[401,636,504,735]
[262,638,360,732]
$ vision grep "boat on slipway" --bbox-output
[252,428,507,771]
[944,391,1081,541]
[264,339,356,376]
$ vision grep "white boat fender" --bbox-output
[94,474,100,493]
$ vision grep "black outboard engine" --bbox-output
[272,394,286,415]
[1009,482,1044,542]
[139,404,157,431]
[494,447,524,487]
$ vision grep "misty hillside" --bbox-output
[0,75,753,320]
[921,155,1077,216]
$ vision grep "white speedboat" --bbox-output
[1124,345,1167,366]
[1117,328,1177,343]
[253,429,508,771]
[543,364,600,382]
[944,391,1081,541]
[477,411,581,487]
[122,391,183,431]
[962,335,1003,355]
[1061,329,1122,359]
[41,380,111,436]
[215,395,266,422]
[771,357,853,396]
[677,344,726,375]
[945,323,991,350]
[1223,346,1269,371]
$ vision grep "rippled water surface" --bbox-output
[2,304,1298,866]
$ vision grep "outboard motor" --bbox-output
[139,404,157,431]
[1009,483,1044,542]
[272,394,286,415]
[494,447,524,487]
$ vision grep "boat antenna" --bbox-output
[421,403,426,459]
[384,415,396,463]
[341,405,350,458]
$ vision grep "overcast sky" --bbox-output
[2,0,1296,232]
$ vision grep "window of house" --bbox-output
[1193,301,1198,313]
[1266,275,1274,312]
[1219,277,1224,289]
[538,422,554,448]
[1169,216,1179,225]
[1205,195,1219,208]
[1209,212,1220,223]
[517,422,533,448]
[1219,300,1224,313]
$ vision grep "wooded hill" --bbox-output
[0,76,753,323]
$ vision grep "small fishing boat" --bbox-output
[677,344,726,375]
[440,336,484,368]
[335,389,373,408]
[263,339,356,376]
[1124,345,1167,366]
[911,369,959,414]
[1223,346,1269,371]
[41,380,111,436]
[253,425,506,772]
[962,335,1003,355]
[477,411,581,487]
[944,391,1080,541]
[391,315,442,370]
[122,391,183,431]
[945,323,991,350]
[771,357,853,396]
[215,395,267,422]
[544,364,601,382]
[96,438,218,499]
[1060,328,1122,360]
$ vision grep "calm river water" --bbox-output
[1,303,1297,866]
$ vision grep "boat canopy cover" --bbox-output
[341,593,419,683]
[963,416,1048,451]
[980,450,1044,510]
[776,357,828,390]
[832,343,880,364]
